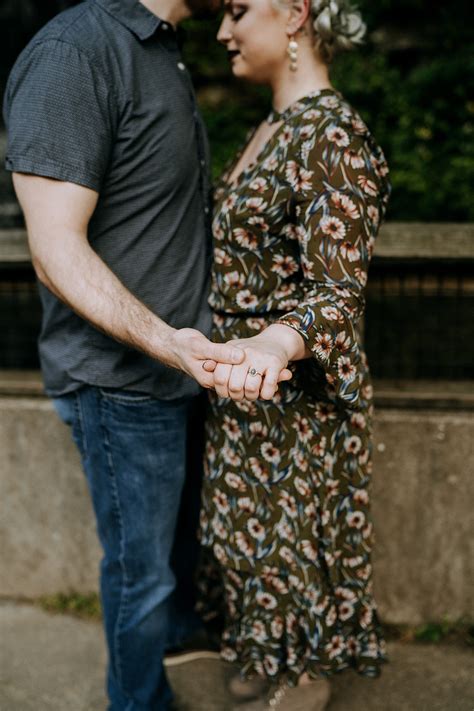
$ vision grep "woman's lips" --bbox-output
[227,49,241,61]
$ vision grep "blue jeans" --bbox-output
[53,386,205,711]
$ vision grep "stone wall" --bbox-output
[0,388,472,624]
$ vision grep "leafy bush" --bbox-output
[183,1,474,221]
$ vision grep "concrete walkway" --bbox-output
[0,602,472,711]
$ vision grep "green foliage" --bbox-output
[38,592,102,620]
[182,2,474,221]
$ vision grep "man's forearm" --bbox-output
[32,229,178,367]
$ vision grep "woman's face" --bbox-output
[218,0,291,83]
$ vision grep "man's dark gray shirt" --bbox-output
[3,0,213,400]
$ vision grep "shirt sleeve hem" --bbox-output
[5,154,102,192]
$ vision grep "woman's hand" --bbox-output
[204,324,308,401]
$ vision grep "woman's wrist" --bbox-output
[261,323,308,361]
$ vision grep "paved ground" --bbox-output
[0,602,473,711]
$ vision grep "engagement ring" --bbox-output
[248,367,263,377]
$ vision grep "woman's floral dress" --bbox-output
[198,89,391,685]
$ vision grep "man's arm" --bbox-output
[13,173,244,387]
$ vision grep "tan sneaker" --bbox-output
[233,677,331,711]
[228,672,271,701]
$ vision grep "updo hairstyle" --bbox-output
[309,0,366,63]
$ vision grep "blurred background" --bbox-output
[0,2,473,709]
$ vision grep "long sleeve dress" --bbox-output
[198,88,391,685]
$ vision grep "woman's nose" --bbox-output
[217,15,233,44]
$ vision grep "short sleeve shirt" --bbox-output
[3,0,213,400]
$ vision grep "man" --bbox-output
[3,0,245,708]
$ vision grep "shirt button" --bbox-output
[204,206,210,214]
[200,159,206,167]
[177,62,186,71]
[162,23,169,30]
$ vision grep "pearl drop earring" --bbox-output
[287,35,298,72]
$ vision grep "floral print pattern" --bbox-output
[199,89,390,685]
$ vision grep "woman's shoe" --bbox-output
[228,672,271,700]
[232,677,331,711]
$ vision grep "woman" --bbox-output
[199,0,391,708]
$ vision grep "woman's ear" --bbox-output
[286,0,311,35]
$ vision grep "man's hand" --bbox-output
[166,328,245,389]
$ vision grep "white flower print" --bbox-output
[236,289,259,309]
[278,490,298,519]
[320,215,347,240]
[212,516,228,540]
[292,413,313,443]
[221,193,238,214]
[294,476,311,497]
[271,616,284,639]
[321,306,344,322]
[223,270,245,289]
[330,191,360,219]
[344,148,365,169]
[213,247,232,266]
[285,161,314,192]
[247,517,266,541]
[337,355,356,382]
[304,502,317,519]
[346,511,366,529]
[345,435,362,454]
[339,601,355,621]
[340,241,361,262]
[279,546,295,565]
[251,620,267,643]
[222,447,241,466]
[353,489,369,505]
[249,177,268,193]
[249,457,270,483]
[278,126,294,147]
[264,655,279,676]
[358,175,378,196]
[300,539,318,561]
[260,442,281,464]
[222,416,241,442]
[213,543,227,564]
[246,197,267,212]
[326,125,350,147]
[276,518,296,541]
[314,332,333,361]
[256,591,277,610]
[354,266,368,286]
[235,531,254,556]
[326,634,345,660]
[237,496,256,513]
[302,108,321,120]
[225,472,247,492]
[299,123,316,140]
[335,330,351,353]
[233,228,259,249]
[213,490,230,515]
[272,253,299,277]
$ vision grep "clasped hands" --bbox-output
[170,324,306,400]
[202,332,293,400]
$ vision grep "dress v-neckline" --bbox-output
[222,120,284,190]
[221,88,339,191]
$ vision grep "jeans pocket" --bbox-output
[98,388,156,405]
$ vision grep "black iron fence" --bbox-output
[0,239,472,380]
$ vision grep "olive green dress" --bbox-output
[199,89,391,685]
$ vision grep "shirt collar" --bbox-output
[95,0,172,40]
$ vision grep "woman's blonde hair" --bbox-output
[299,0,366,63]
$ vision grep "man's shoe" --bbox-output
[164,628,221,667]
[232,677,331,710]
